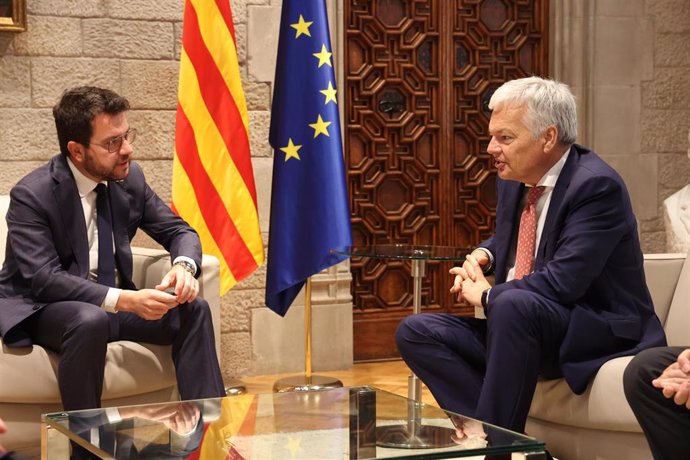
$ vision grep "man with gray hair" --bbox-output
[396,77,666,435]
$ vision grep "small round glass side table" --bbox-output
[332,244,468,449]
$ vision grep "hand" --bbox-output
[450,416,487,448]
[120,403,201,435]
[0,416,6,454]
[116,289,178,320]
[162,403,201,436]
[450,253,491,306]
[652,349,690,409]
[155,264,199,304]
[449,249,489,296]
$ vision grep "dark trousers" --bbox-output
[24,297,225,411]
[623,346,690,460]
[396,289,570,433]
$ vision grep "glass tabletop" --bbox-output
[331,244,469,261]
[42,386,545,459]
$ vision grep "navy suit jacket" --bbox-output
[0,154,201,347]
[482,145,666,394]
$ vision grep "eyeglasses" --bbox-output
[94,128,137,153]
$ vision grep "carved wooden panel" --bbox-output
[345,0,549,361]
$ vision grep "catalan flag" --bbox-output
[265,0,352,316]
[172,0,264,294]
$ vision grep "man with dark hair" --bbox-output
[0,86,225,413]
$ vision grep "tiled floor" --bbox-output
[236,359,440,406]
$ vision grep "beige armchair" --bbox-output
[0,195,222,452]
[527,252,690,460]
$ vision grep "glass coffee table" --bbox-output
[41,386,546,459]
[332,245,470,448]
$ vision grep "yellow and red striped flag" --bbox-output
[172,0,264,295]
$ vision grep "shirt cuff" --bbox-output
[173,256,198,276]
[105,407,122,424]
[102,288,122,313]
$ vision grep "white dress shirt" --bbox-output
[505,147,571,281]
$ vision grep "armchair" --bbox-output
[0,195,222,452]
[527,252,690,460]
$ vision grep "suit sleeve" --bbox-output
[131,167,202,273]
[490,174,635,305]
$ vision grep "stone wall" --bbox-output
[640,0,690,252]
[551,0,690,253]
[0,0,353,383]
[0,0,688,382]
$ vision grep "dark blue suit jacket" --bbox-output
[482,144,666,394]
[0,154,201,347]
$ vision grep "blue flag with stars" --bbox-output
[265,0,352,316]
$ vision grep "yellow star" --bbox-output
[313,44,332,68]
[280,138,302,161]
[290,15,312,38]
[320,81,337,105]
[309,115,331,138]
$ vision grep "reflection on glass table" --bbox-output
[332,245,472,449]
[42,386,546,459]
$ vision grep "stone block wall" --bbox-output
[552,0,690,253]
[640,0,690,252]
[0,0,353,383]
[0,0,688,382]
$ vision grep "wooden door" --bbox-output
[344,0,549,361]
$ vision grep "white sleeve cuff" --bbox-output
[105,407,122,424]
[102,288,122,313]
[173,256,198,276]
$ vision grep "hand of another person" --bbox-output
[652,349,690,410]
[0,416,6,454]
[116,289,178,320]
[156,264,199,305]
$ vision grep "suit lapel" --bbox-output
[51,156,90,277]
[536,146,581,264]
[108,182,134,289]
[495,180,523,283]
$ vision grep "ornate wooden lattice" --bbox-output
[345,0,549,361]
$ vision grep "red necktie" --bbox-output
[514,186,545,280]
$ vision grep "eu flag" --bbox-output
[265,0,352,316]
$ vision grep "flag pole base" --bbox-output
[273,374,343,393]
[224,379,247,396]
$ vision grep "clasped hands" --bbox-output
[653,348,690,410]
[449,249,492,308]
[115,263,199,321]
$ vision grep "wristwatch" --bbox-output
[174,260,196,276]
[481,288,491,308]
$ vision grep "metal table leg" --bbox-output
[377,259,455,448]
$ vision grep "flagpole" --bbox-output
[304,276,312,379]
[273,276,343,392]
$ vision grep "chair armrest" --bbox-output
[130,247,221,360]
[643,253,686,326]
